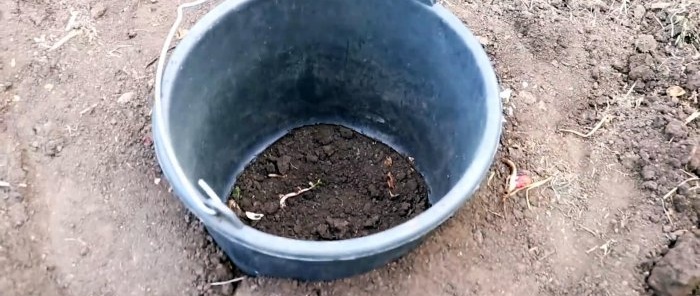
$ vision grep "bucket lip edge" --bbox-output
[153,0,503,261]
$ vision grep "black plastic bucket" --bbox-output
[154,0,501,281]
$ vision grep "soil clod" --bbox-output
[647,231,700,296]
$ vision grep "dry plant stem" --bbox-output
[65,11,78,31]
[279,180,321,208]
[520,177,553,209]
[146,45,177,68]
[685,111,700,124]
[387,172,397,189]
[662,177,700,200]
[624,81,637,98]
[509,176,553,197]
[501,159,518,213]
[577,224,600,238]
[79,103,98,116]
[658,176,700,227]
[488,210,504,218]
[525,189,532,210]
[682,169,697,178]
[49,30,81,51]
[209,276,246,286]
[660,198,674,227]
[559,114,610,138]
[503,159,518,193]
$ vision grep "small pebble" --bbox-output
[79,245,89,256]
[305,154,318,163]
[474,230,484,245]
[90,4,107,19]
[322,145,335,156]
[117,92,134,104]
[363,215,380,228]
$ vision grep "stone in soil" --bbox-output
[647,231,700,296]
[230,124,430,240]
[635,34,657,53]
[664,120,688,139]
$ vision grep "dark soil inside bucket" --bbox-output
[229,124,430,240]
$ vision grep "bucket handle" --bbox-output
[155,0,231,219]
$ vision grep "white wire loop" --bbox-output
[155,0,228,217]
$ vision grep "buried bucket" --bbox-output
[153,0,502,281]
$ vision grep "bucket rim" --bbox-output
[153,0,502,261]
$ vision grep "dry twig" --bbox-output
[146,45,177,68]
[387,172,397,190]
[660,198,674,227]
[576,223,601,238]
[49,30,81,51]
[500,159,551,209]
[501,159,518,213]
[503,159,518,193]
[559,114,610,138]
[518,176,553,209]
[487,171,495,187]
[209,276,246,286]
[662,177,700,200]
[279,180,322,207]
[387,172,400,198]
[509,176,553,197]
[685,111,700,125]
[658,177,700,226]
[79,103,98,116]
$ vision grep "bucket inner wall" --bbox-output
[163,0,488,206]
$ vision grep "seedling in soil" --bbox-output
[223,185,265,221]
[226,186,245,216]
[279,179,322,208]
[231,186,241,200]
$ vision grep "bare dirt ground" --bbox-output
[1,0,699,295]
